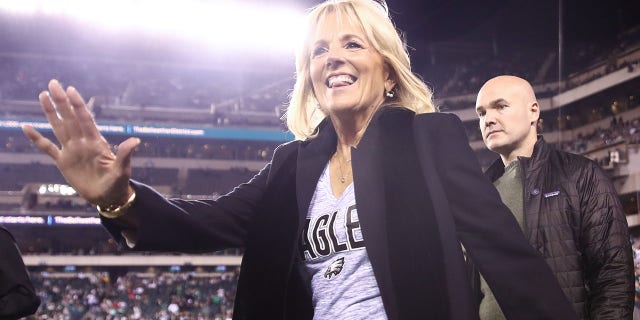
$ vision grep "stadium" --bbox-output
[0,0,639,319]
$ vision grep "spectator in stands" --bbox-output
[0,226,40,319]
[473,75,634,319]
[23,0,576,319]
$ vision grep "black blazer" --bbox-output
[103,107,576,319]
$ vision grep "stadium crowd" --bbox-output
[29,268,239,320]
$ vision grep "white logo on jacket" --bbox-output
[544,190,560,198]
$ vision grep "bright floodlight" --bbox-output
[0,0,306,55]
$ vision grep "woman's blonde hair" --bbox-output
[286,0,435,140]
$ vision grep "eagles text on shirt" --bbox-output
[300,204,365,260]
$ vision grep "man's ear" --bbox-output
[529,101,540,125]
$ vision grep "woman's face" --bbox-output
[309,13,394,118]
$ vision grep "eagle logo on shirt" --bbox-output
[324,257,345,279]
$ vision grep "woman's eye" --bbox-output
[345,41,362,49]
[312,47,327,57]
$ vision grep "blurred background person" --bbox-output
[0,226,40,319]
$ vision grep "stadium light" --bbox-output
[0,0,306,55]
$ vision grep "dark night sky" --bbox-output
[0,0,637,89]
[1,0,637,58]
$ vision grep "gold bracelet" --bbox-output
[96,190,136,219]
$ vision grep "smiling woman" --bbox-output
[22,0,578,319]
[287,0,435,140]
[309,16,393,125]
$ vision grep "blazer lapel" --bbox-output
[351,107,413,319]
[354,107,452,319]
[296,119,336,231]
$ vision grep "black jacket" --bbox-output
[0,226,40,320]
[482,136,634,319]
[104,108,576,319]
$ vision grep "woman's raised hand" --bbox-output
[22,79,140,207]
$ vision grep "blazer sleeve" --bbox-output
[102,159,272,253]
[0,228,40,319]
[579,161,634,318]
[415,112,576,319]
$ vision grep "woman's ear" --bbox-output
[384,75,397,94]
[383,62,397,93]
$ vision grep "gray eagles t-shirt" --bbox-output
[299,163,387,320]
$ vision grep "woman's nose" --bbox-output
[325,47,345,69]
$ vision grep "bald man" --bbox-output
[472,75,634,319]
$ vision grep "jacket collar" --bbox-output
[295,117,336,220]
[485,135,550,181]
[295,106,414,217]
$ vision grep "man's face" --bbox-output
[475,81,537,156]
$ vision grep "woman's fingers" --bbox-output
[38,91,69,144]
[67,86,101,140]
[48,79,83,139]
[115,137,141,172]
[22,124,61,160]
[38,91,61,126]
